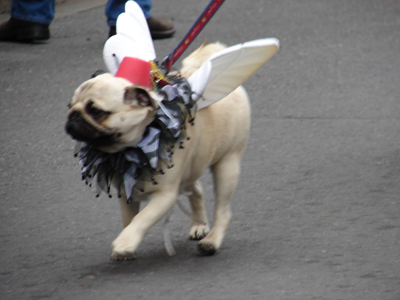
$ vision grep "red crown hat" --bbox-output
[114,57,152,89]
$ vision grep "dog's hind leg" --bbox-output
[198,153,242,255]
[187,181,210,240]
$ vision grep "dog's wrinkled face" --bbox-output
[65,73,158,153]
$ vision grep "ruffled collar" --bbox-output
[74,78,196,202]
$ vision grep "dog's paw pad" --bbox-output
[110,251,136,261]
[189,225,209,240]
[197,241,217,256]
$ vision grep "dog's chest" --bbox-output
[130,189,152,202]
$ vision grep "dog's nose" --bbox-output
[68,111,82,122]
[65,111,84,139]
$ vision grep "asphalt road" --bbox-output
[1,1,399,299]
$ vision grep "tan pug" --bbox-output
[65,42,250,260]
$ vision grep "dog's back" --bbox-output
[180,42,227,78]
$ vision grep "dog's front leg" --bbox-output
[118,195,140,228]
[111,189,178,260]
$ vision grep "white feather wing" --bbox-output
[189,38,279,110]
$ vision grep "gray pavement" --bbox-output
[1,1,399,299]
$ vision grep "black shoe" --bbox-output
[108,16,175,39]
[108,25,116,38]
[0,18,50,42]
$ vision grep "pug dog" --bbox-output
[65,42,250,260]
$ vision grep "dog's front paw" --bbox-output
[111,251,136,261]
[189,224,210,240]
[111,237,137,261]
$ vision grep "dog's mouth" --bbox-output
[65,111,117,147]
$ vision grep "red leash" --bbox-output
[161,0,225,73]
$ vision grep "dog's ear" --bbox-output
[124,86,158,108]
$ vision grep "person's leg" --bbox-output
[0,0,54,41]
[134,0,153,18]
[106,0,174,39]
[12,0,55,25]
[106,0,152,27]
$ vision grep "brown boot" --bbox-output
[147,16,175,39]
[108,16,175,39]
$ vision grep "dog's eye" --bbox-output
[86,101,110,120]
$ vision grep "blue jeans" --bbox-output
[106,0,152,26]
[11,0,55,25]
[10,0,152,26]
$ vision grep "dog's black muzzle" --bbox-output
[65,111,115,147]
